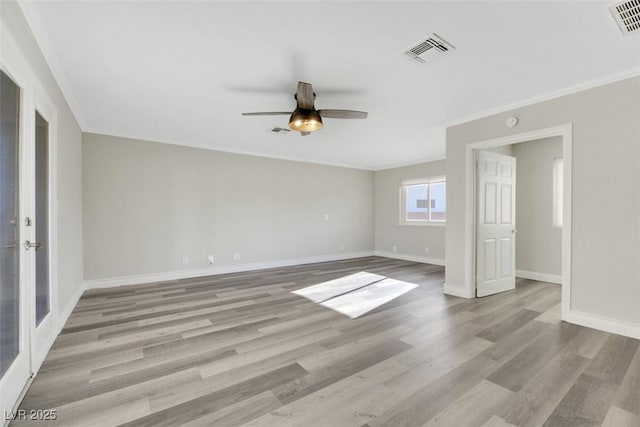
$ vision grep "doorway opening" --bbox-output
[465,124,572,320]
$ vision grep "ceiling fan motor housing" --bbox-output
[289,108,324,132]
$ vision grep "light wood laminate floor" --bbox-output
[16,257,639,426]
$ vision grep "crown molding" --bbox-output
[17,0,88,129]
[444,67,640,128]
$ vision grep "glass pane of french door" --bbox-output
[0,70,21,378]
[35,112,49,326]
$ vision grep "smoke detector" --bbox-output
[403,33,455,64]
[609,0,640,34]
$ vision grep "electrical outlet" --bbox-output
[233,253,240,261]
[324,213,330,221]
[182,256,189,265]
[425,248,430,254]
[340,243,345,251]
[392,246,397,253]
[207,255,214,264]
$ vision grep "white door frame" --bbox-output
[0,16,60,417]
[464,123,572,320]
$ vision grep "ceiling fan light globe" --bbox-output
[289,109,323,132]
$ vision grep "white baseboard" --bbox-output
[373,251,445,266]
[57,281,86,333]
[443,283,475,299]
[565,310,640,339]
[516,270,562,285]
[84,251,375,289]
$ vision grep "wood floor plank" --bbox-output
[535,302,561,324]
[385,336,494,398]
[423,380,514,427]
[119,363,308,427]
[543,334,640,427]
[16,257,638,427]
[487,321,582,392]
[179,391,280,427]
[273,338,411,405]
[150,343,324,412]
[476,308,541,342]
[198,326,341,379]
[542,372,618,427]
[500,328,595,427]
[21,368,202,423]
[584,334,639,384]
[243,368,403,427]
[368,354,501,427]
[482,415,518,427]
[601,405,639,427]
[613,347,640,414]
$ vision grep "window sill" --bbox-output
[398,222,446,227]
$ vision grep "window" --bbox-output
[553,158,563,228]
[400,178,446,224]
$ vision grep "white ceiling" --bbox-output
[22,1,640,170]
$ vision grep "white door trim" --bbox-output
[464,123,572,321]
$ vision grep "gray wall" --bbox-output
[373,160,446,262]
[446,76,640,325]
[82,133,374,280]
[512,137,562,277]
[1,1,84,316]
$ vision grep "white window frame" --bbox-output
[399,176,446,226]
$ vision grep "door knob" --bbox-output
[24,240,41,251]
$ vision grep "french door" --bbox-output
[0,67,56,415]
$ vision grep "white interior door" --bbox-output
[476,150,516,297]
[0,69,31,416]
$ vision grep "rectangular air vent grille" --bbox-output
[403,33,455,64]
[610,0,640,34]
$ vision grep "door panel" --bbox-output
[30,105,56,371]
[34,111,49,326]
[483,239,496,281]
[477,150,516,297]
[484,183,497,224]
[501,184,512,224]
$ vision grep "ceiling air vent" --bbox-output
[610,0,640,34]
[403,33,455,64]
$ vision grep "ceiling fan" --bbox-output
[241,81,368,136]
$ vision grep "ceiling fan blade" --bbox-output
[296,81,315,109]
[300,131,311,136]
[241,112,292,116]
[318,109,368,119]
